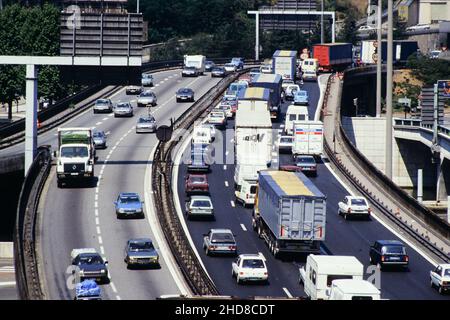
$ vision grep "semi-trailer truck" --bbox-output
[272,50,297,81]
[312,43,353,72]
[250,74,283,120]
[252,170,326,257]
[237,87,272,117]
[55,127,95,188]
[360,40,418,64]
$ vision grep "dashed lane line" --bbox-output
[240,224,247,232]
[224,181,229,187]
[283,287,293,298]
[230,200,235,207]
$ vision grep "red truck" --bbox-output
[312,43,353,72]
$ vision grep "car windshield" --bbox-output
[79,255,103,265]
[351,199,367,206]
[280,137,292,143]
[139,117,154,123]
[242,259,264,268]
[211,232,234,243]
[211,112,223,117]
[382,245,406,255]
[190,176,205,183]
[142,74,152,79]
[297,157,315,164]
[185,66,196,70]
[179,89,191,94]
[192,200,211,208]
[296,91,307,96]
[116,103,129,109]
[212,67,223,71]
[140,92,153,97]
[61,146,88,158]
[120,196,140,203]
[129,242,154,252]
[93,132,104,138]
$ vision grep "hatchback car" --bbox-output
[93,130,107,149]
[295,155,317,176]
[232,254,268,284]
[224,63,237,73]
[203,229,237,256]
[338,196,371,220]
[281,79,295,91]
[141,73,154,87]
[221,96,238,114]
[124,238,159,269]
[185,174,209,195]
[369,240,409,270]
[260,64,272,73]
[114,192,144,218]
[231,57,244,70]
[207,110,227,129]
[211,66,227,78]
[294,90,309,105]
[185,195,214,220]
[114,102,133,117]
[136,116,157,133]
[176,88,195,102]
[430,264,450,294]
[278,135,293,153]
[93,99,113,114]
[137,91,157,107]
[125,85,142,95]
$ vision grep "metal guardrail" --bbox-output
[13,145,52,300]
[321,72,450,263]
[151,68,252,295]
[394,118,450,138]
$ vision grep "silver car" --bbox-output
[126,85,142,95]
[136,116,157,133]
[93,130,107,149]
[185,195,214,220]
[295,155,317,176]
[93,99,113,114]
[137,91,157,107]
[114,102,133,117]
[176,88,195,102]
[203,229,237,256]
[224,63,237,73]
[141,74,154,87]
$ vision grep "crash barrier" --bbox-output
[14,145,52,299]
[0,58,258,150]
[152,68,252,295]
[321,68,450,263]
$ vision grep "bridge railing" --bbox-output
[393,118,450,139]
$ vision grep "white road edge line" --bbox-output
[144,143,191,295]
[0,282,16,287]
[283,287,293,298]
[110,282,118,293]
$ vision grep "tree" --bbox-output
[338,7,358,44]
[407,54,450,86]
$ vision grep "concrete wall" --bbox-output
[0,242,13,258]
[419,0,450,25]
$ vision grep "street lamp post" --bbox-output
[385,0,393,178]
[376,0,382,117]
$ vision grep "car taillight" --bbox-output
[404,256,409,262]
[368,208,372,213]
[381,256,385,262]
[264,272,268,275]
[209,246,216,250]
[246,194,249,199]
[347,208,352,213]
[239,272,244,275]
[229,246,236,250]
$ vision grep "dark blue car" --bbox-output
[114,192,144,219]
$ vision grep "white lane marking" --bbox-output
[240,224,247,231]
[95,122,102,125]
[106,131,110,135]
[225,151,229,156]
[108,113,114,117]
[95,217,99,225]
[96,226,101,235]
[110,282,118,293]
[230,200,235,207]
[272,158,278,163]
[95,209,99,217]
[94,201,98,208]
[116,295,122,300]
[95,194,98,201]
[280,124,285,128]
[102,117,108,121]
[164,78,169,81]
[272,152,278,156]
[223,165,227,170]
[283,287,293,298]
[98,236,103,245]
[225,181,229,187]
[95,188,99,194]
[98,175,102,181]
[155,84,160,87]
[100,246,105,255]
[321,159,438,267]
[0,282,16,287]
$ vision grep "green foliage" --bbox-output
[337,7,358,44]
[407,54,450,86]
[394,82,421,109]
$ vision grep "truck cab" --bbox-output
[301,58,318,81]
[56,128,95,188]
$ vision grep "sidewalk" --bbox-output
[322,75,450,263]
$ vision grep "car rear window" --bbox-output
[116,103,129,108]
[190,176,205,183]
[139,117,154,123]
[326,275,353,286]
[250,186,257,194]
[192,200,211,208]
[120,196,139,203]
[79,255,103,265]
[280,137,293,143]
[351,199,367,206]
[297,157,315,164]
[382,245,406,255]
[211,233,234,243]
[242,259,264,268]
[96,100,108,105]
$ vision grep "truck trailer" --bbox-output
[183,55,206,75]
[272,50,297,81]
[360,40,418,64]
[56,127,95,188]
[250,74,283,120]
[237,87,272,117]
[252,170,326,257]
[292,121,324,156]
[312,43,353,72]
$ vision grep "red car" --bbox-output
[185,174,209,195]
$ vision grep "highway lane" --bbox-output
[176,79,450,300]
[38,69,223,299]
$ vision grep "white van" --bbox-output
[184,55,206,75]
[192,124,215,144]
[284,105,309,135]
[299,255,364,300]
[301,58,318,81]
[328,279,380,300]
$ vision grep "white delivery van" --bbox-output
[299,255,364,300]
[301,58,318,81]
[327,279,381,300]
[234,162,267,207]
[183,55,206,75]
[284,105,309,135]
[192,124,214,144]
[292,121,323,156]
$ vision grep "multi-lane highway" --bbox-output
[175,79,450,300]
[12,69,223,299]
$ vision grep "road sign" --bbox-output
[437,80,450,98]
[398,97,411,106]
[156,125,173,142]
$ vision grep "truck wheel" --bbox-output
[57,180,63,188]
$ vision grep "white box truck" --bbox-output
[292,121,324,156]
[327,279,381,300]
[272,50,297,81]
[183,55,206,75]
[252,171,326,258]
[299,255,364,300]
[56,127,95,188]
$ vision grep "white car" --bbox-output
[358,25,375,32]
[231,254,268,284]
[278,135,293,153]
[406,24,430,32]
[281,79,295,91]
[338,196,371,220]
[260,64,272,73]
[218,104,233,119]
[224,63,237,73]
[285,84,300,100]
[207,110,227,129]
[430,264,450,294]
